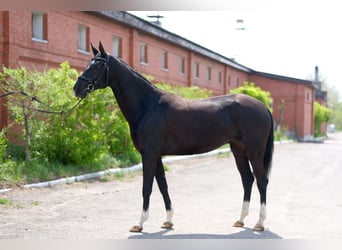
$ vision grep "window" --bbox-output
[112,36,122,58]
[235,77,239,88]
[161,50,168,70]
[32,12,47,42]
[78,24,89,53]
[179,57,185,74]
[207,67,212,82]
[218,72,222,84]
[307,90,311,101]
[140,43,148,64]
[194,62,200,78]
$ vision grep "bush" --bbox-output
[230,81,273,111]
[314,101,332,136]
[1,64,216,186]
[155,83,212,99]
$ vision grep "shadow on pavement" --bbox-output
[128,227,282,239]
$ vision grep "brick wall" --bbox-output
[0,11,317,140]
[249,74,314,138]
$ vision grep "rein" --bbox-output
[0,90,84,115]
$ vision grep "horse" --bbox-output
[73,42,274,233]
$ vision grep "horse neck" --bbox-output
[107,57,160,128]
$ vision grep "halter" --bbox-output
[77,56,109,93]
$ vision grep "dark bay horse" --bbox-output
[73,42,274,232]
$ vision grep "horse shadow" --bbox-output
[128,227,282,239]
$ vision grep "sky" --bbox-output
[129,6,342,98]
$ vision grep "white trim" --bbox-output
[31,38,48,44]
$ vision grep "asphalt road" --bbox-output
[1,133,342,239]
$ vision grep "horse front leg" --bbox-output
[129,150,158,233]
[155,158,174,229]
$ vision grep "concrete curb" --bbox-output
[0,140,293,194]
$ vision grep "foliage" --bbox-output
[0,66,44,163]
[314,101,332,136]
[0,129,6,164]
[322,83,342,131]
[230,81,273,112]
[0,64,214,187]
[155,83,212,99]
[329,102,342,131]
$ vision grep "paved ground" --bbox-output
[0,133,342,239]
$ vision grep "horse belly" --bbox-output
[162,121,233,156]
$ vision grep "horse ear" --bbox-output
[91,42,98,56]
[98,41,106,56]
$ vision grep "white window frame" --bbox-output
[112,36,122,58]
[179,56,185,74]
[194,62,200,79]
[78,24,89,53]
[140,43,148,64]
[161,50,168,70]
[32,11,47,43]
[207,67,212,83]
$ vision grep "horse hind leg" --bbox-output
[155,158,174,229]
[231,145,254,228]
[249,156,269,232]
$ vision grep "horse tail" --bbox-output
[264,109,274,178]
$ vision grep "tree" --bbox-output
[323,84,342,131]
[314,101,332,136]
[0,66,44,163]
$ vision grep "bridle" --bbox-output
[77,56,109,94]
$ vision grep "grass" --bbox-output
[0,154,129,189]
[0,197,9,205]
[100,171,139,183]
[216,151,231,158]
[0,197,24,209]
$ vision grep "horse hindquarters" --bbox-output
[231,109,273,231]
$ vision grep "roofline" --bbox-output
[89,11,252,73]
[252,71,315,88]
[88,11,315,87]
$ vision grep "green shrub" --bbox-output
[0,64,216,185]
[314,101,332,137]
[230,81,273,111]
[0,129,6,164]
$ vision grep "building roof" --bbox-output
[90,11,252,73]
[91,11,315,88]
[252,71,315,88]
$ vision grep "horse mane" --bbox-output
[112,56,157,90]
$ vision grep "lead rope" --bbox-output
[0,91,85,115]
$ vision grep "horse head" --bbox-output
[73,41,109,98]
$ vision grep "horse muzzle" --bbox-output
[73,80,89,99]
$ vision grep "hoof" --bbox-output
[253,223,264,232]
[233,221,244,228]
[161,221,173,229]
[129,225,143,233]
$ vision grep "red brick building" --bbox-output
[0,11,326,140]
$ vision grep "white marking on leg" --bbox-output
[239,201,250,223]
[134,209,149,228]
[166,206,174,223]
[257,203,267,226]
